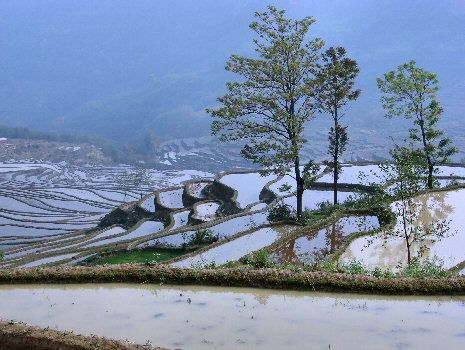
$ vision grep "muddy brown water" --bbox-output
[0,283,464,349]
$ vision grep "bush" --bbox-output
[187,229,218,246]
[242,250,274,268]
[317,257,451,279]
[399,257,452,278]
[317,258,340,273]
[341,259,369,275]
[267,203,294,223]
[299,202,338,225]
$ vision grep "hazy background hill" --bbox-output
[0,0,464,161]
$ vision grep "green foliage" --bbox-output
[267,203,294,223]
[322,124,348,184]
[381,145,425,200]
[207,5,325,217]
[190,260,217,269]
[313,47,360,204]
[316,258,451,279]
[341,259,369,275]
[92,249,184,265]
[377,60,457,188]
[187,229,218,246]
[316,258,340,273]
[399,257,452,278]
[299,201,338,225]
[242,250,274,268]
[314,258,395,278]
[313,47,361,115]
[302,160,321,187]
[377,145,452,266]
[277,183,292,193]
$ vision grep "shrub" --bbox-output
[242,250,274,268]
[187,229,218,246]
[341,259,369,275]
[299,202,338,225]
[317,258,341,273]
[399,257,452,278]
[267,203,294,223]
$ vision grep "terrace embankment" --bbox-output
[0,320,164,350]
[0,265,464,295]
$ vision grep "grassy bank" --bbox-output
[91,249,184,266]
[0,265,464,295]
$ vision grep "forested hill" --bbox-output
[0,0,464,145]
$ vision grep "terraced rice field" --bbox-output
[219,172,275,208]
[173,225,296,267]
[340,188,465,270]
[271,216,379,265]
[0,161,211,266]
[2,161,465,270]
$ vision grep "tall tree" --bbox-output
[312,47,360,204]
[377,61,457,189]
[207,6,324,218]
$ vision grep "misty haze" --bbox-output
[0,1,465,349]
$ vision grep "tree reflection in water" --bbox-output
[271,216,378,265]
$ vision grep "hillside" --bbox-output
[0,0,464,144]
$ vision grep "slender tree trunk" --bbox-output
[418,118,434,189]
[333,118,339,205]
[427,164,434,189]
[401,196,412,267]
[406,240,411,266]
[295,157,304,219]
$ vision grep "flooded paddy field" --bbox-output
[0,283,464,349]
[271,215,379,265]
[2,161,465,269]
[341,188,465,270]
[219,172,276,208]
[0,161,211,264]
[281,189,356,211]
[173,225,296,267]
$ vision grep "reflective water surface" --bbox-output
[282,190,356,211]
[0,284,464,350]
[173,225,295,267]
[219,172,276,208]
[341,189,465,270]
[271,216,379,265]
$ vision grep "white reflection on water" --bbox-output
[0,283,464,350]
[341,189,465,270]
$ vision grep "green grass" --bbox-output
[92,249,184,265]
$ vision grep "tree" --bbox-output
[323,124,348,203]
[207,6,324,218]
[378,145,450,266]
[377,61,457,189]
[312,47,360,204]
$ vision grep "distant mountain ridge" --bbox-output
[0,0,464,152]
